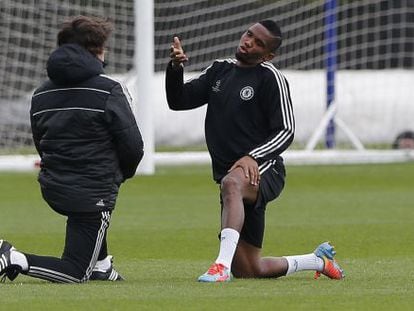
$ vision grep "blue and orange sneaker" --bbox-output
[198,263,231,282]
[313,242,345,280]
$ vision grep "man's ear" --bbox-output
[263,52,275,62]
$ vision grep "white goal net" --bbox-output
[0,0,135,151]
[0,0,413,169]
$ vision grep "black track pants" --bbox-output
[23,211,111,283]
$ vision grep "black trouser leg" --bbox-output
[23,211,111,283]
[97,232,108,261]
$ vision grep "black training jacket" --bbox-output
[166,59,294,182]
[31,43,144,213]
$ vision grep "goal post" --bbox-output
[306,0,366,152]
[133,0,155,174]
[324,0,338,149]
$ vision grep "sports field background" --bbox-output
[1,163,413,310]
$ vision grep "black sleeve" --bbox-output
[30,99,42,157]
[165,61,212,110]
[248,72,295,162]
[105,83,144,180]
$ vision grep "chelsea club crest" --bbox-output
[240,86,254,101]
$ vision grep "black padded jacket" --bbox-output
[30,44,143,214]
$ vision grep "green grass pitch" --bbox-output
[1,162,414,310]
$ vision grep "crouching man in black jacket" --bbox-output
[0,16,143,283]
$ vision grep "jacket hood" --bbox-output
[47,43,104,85]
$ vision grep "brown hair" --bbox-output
[57,15,114,55]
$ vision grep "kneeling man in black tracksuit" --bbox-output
[0,16,144,283]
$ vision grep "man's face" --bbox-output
[398,138,414,149]
[235,23,276,66]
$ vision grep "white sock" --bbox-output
[93,255,112,271]
[215,228,240,269]
[10,250,29,271]
[284,253,324,275]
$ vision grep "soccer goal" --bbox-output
[1,0,413,172]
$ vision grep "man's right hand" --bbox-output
[228,155,260,186]
[170,36,188,68]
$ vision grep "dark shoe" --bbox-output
[90,255,124,281]
[0,240,20,282]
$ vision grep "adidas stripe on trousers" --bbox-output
[22,211,111,283]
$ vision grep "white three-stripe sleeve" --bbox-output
[248,63,295,160]
[100,74,136,119]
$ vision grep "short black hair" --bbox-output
[392,130,414,149]
[258,20,282,52]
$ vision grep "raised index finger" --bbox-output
[173,36,182,50]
